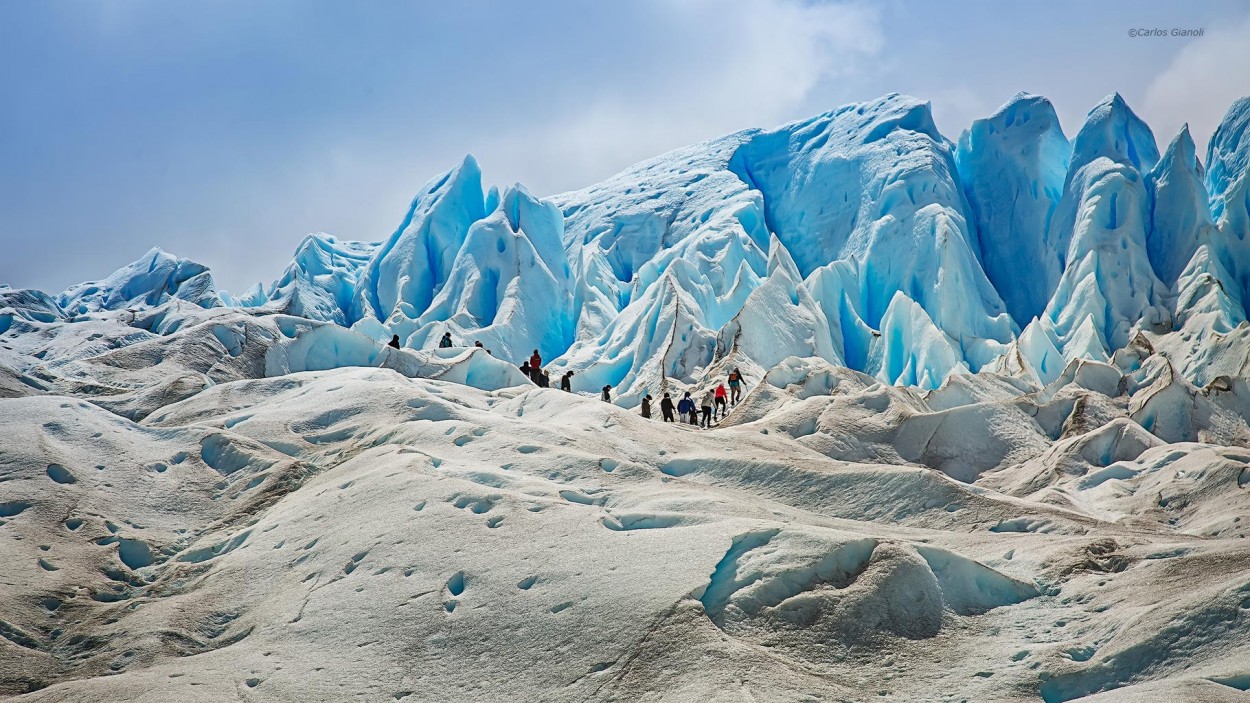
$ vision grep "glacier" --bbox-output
[20,91,1245,399]
[3,90,1250,703]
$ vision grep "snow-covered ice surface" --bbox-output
[2,91,1250,702]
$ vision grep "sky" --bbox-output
[2,0,1249,294]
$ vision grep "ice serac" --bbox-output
[351,155,487,334]
[1146,125,1215,288]
[956,93,1070,325]
[223,282,268,308]
[995,318,1065,386]
[728,93,1015,378]
[0,287,66,324]
[549,133,775,394]
[265,234,377,325]
[1041,93,1166,357]
[875,292,968,390]
[803,260,875,372]
[1206,97,1250,307]
[57,247,223,314]
[716,235,841,372]
[410,184,575,361]
[1174,245,1245,333]
[558,266,713,403]
[555,135,769,344]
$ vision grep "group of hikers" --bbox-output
[636,370,743,428]
[388,331,748,428]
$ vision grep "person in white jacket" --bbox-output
[700,390,715,428]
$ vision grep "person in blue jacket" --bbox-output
[677,392,695,424]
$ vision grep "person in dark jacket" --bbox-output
[520,361,532,381]
[660,393,675,422]
[388,334,401,349]
[540,371,550,388]
[641,394,652,419]
[601,385,612,402]
[439,332,453,348]
[560,371,574,392]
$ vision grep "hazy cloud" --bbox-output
[476,0,885,194]
[1144,13,1250,157]
[2,1,1248,294]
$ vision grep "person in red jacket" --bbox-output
[714,383,728,419]
[529,349,542,383]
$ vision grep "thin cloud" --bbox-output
[1143,13,1250,158]
[474,0,885,196]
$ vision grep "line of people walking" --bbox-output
[414,331,746,428]
[512,345,745,429]
[639,367,743,429]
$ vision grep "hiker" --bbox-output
[388,334,401,349]
[700,390,714,428]
[520,361,532,381]
[728,368,743,404]
[439,332,453,348]
[474,341,484,349]
[641,394,652,419]
[714,383,728,419]
[601,385,612,402]
[660,393,675,422]
[529,350,543,383]
[540,370,551,388]
[677,392,695,424]
[560,370,574,392]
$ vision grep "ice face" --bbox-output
[350,155,487,327]
[9,93,1250,703]
[729,94,1014,355]
[956,93,1070,325]
[1206,97,1250,308]
[1145,126,1216,288]
[25,92,1250,397]
[408,184,575,362]
[261,234,378,325]
[1041,94,1167,355]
